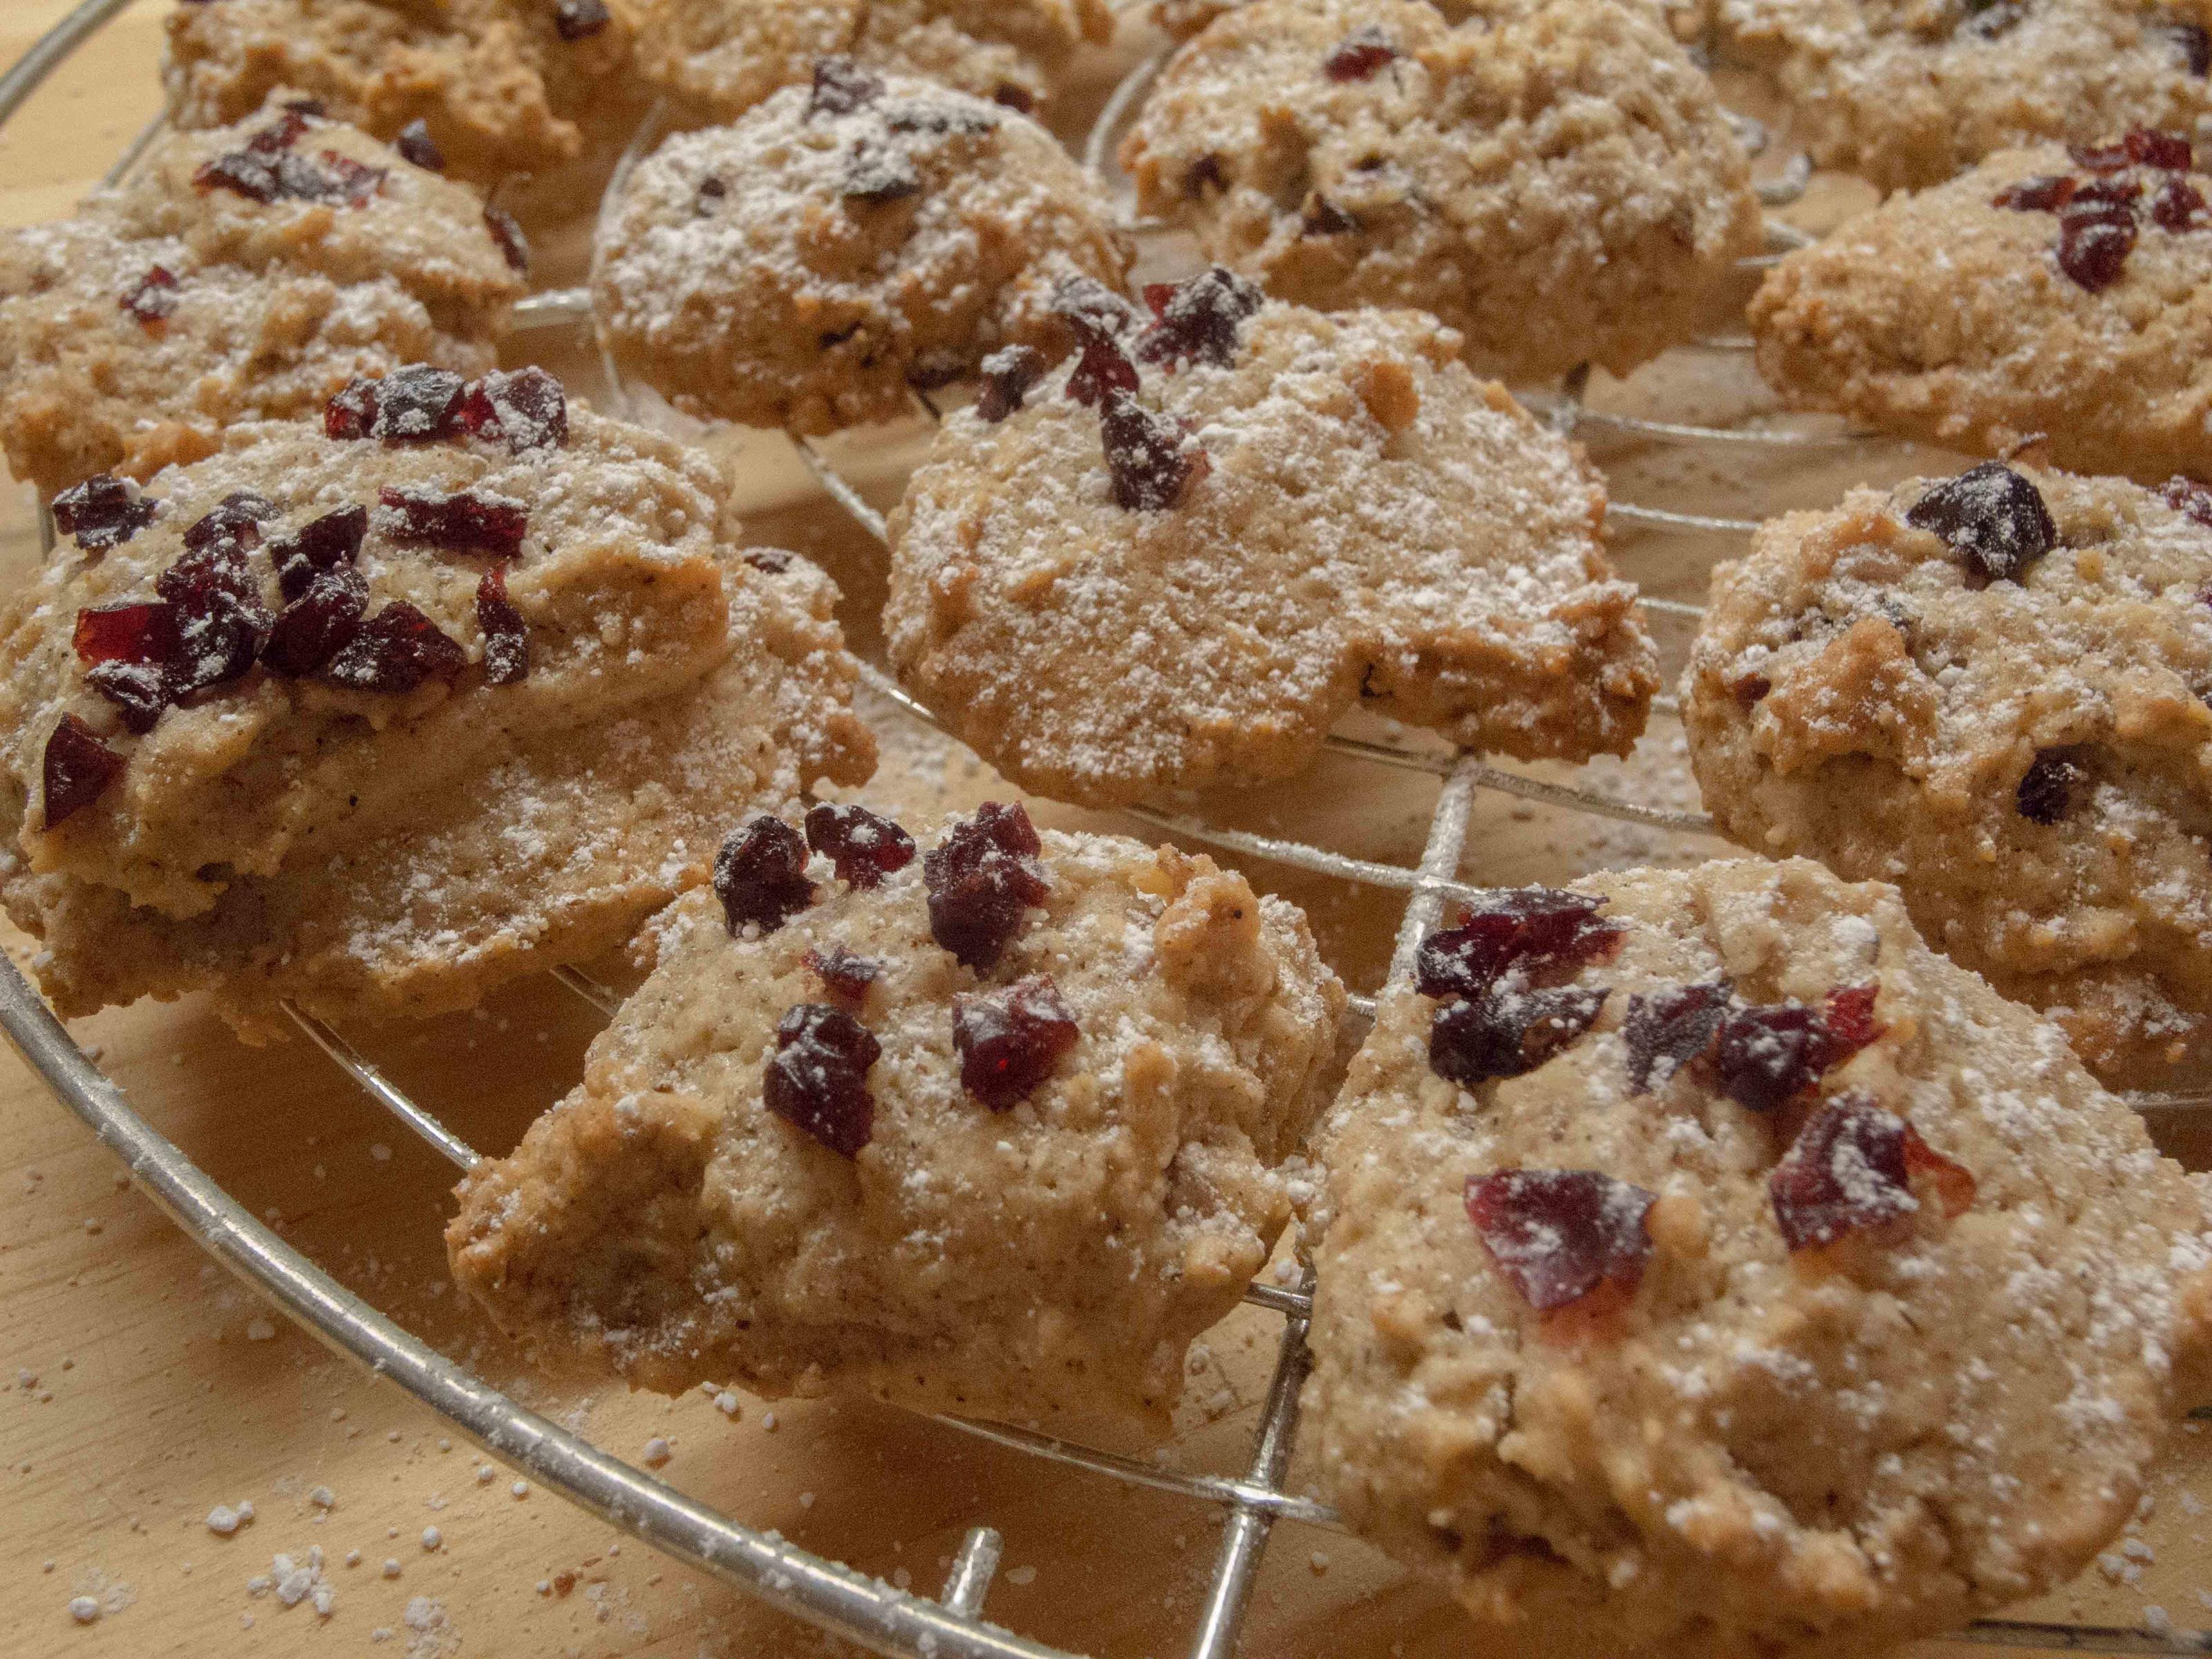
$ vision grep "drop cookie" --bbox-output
[1684,460,2212,1087]
[1713,0,2212,192]
[884,270,1658,807]
[632,0,1112,126]
[1304,858,2212,1657]
[0,102,523,498]
[0,366,875,1040]
[593,64,1132,435]
[447,801,1345,1430]
[1751,131,2212,482]
[1118,0,1761,384]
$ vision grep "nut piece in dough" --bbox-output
[447,807,1345,1431]
[1684,461,2212,1087]
[1120,0,1761,384]
[594,68,1132,435]
[1306,858,2212,1656]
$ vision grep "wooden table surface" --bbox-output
[5,3,2212,1655]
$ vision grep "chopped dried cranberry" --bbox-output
[1100,391,1208,512]
[1624,980,1732,1094]
[1465,1169,1655,1313]
[977,345,1047,422]
[763,1003,879,1158]
[842,147,921,203]
[2056,202,2137,290]
[1136,267,1264,371]
[248,106,315,155]
[326,377,379,440]
[1904,461,2056,582]
[1430,984,1608,1087]
[158,544,267,697]
[1067,334,1140,408]
[156,537,258,611]
[1731,671,1772,708]
[475,566,529,685]
[377,487,528,557]
[1713,985,1881,1113]
[2016,748,2085,823]
[73,601,178,667]
[315,150,388,205]
[955,975,1079,1109]
[2163,17,2212,76]
[1324,25,1399,80]
[1821,983,1882,1058]
[484,205,529,274]
[319,601,464,693]
[261,568,367,677]
[51,475,156,550]
[1415,890,1622,1002]
[744,547,793,573]
[2153,176,2207,227]
[553,0,610,39]
[368,366,467,443]
[120,265,180,327]
[86,661,169,733]
[395,118,444,172]
[1050,274,1138,342]
[715,816,815,935]
[2130,127,2195,168]
[270,505,368,601]
[805,802,915,888]
[182,490,275,557]
[456,367,568,453]
[1994,174,2077,212]
[2164,475,2212,525]
[808,56,884,119]
[807,947,881,1005]
[41,714,124,827]
[924,802,1049,972]
[2070,174,2145,209]
[1302,195,1359,235]
[991,83,1035,113]
[1769,1094,1972,1251]
[1185,153,1226,196]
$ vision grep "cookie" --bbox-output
[1751,132,2212,482]
[447,803,1344,1430]
[1118,0,1761,384]
[0,366,875,1040]
[884,272,1658,807]
[632,0,1112,126]
[0,103,522,497]
[164,0,648,191]
[593,66,1132,435]
[1304,858,2212,1657]
[1683,460,2212,1087]
[1714,0,2212,193]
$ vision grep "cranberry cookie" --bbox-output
[0,367,874,1040]
[632,0,1112,125]
[448,803,1344,1430]
[0,103,522,498]
[164,0,647,191]
[1119,0,1761,384]
[1714,0,2212,192]
[1684,461,2212,1087]
[1752,131,2212,482]
[1306,859,2212,1656]
[593,65,1132,435]
[885,272,1658,807]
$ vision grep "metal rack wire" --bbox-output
[3,4,2211,1656]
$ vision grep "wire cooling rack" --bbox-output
[5,4,2212,1655]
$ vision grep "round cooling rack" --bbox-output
[5,4,2212,1656]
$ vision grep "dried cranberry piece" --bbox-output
[807,946,881,1006]
[194,149,313,203]
[270,505,368,601]
[2129,127,2195,168]
[1067,334,1141,408]
[73,601,178,667]
[809,56,885,118]
[805,802,915,888]
[714,816,816,935]
[1051,273,1138,342]
[326,377,379,440]
[475,566,529,685]
[1136,268,1265,371]
[1624,980,1732,1094]
[1904,461,2056,582]
[315,150,387,205]
[248,106,315,154]
[1712,985,1881,1113]
[2070,174,2144,209]
[1769,1094,1973,1251]
[371,366,467,443]
[455,367,568,453]
[120,265,180,327]
[1731,671,1772,707]
[1958,0,2024,39]
[1324,25,1399,80]
[1430,984,1608,1086]
[183,490,275,557]
[51,475,156,550]
[2153,176,2207,227]
[991,83,1035,113]
[843,146,922,203]
[1185,153,1226,196]
[1820,983,1882,1059]
[924,802,1050,971]
[1993,174,2077,212]
[955,974,1080,1109]
[553,0,611,39]
[41,714,124,827]
[158,543,268,697]
[977,345,1047,422]
[2164,475,2212,525]
[1415,889,1622,1002]
[484,205,529,274]
[1465,1169,1655,1313]
[319,601,464,693]
[261,567,368,677]
[2056,202,2137,290]
[2016,748,2085,822]
[1100,391,1208,512]
[86,661,169,733]
[395,118,444,172]
[377,487,528,557]
[745,547,793,573]
[764,1003,879,1158]
[2163,18,2212,76]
